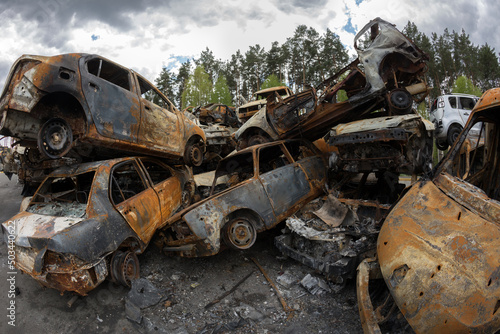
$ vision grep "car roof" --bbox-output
[48,156,140,176]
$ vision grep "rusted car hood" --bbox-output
[4,211,84,247]
[377,173,500,333]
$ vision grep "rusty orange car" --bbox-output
[2,156,194,295]
[0,54,206,167]
[357,88,500,333]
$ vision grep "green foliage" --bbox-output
[154,67,175,102]
[261,74,285,90]
[181,66,212,109]
[154,21,499,112]
[211,75,232,105]
[452,75,482,97]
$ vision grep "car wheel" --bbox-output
[222,217,257,250]
[436,139,448,151]
[38,118,73,159]
[388,89,412,114]
[447,124,463,147]
[184,143,203,167]
[248,134,269,147]
[110,250,140,287]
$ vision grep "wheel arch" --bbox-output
[31,91,88,136]
[224,208,265,232]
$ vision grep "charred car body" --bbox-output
[156,139,327,257]
[358,88,500,333]
[0,53,206,187]
[2,157,194,295]
[237,86,293,124]
[194,103,240,128]
[234,18,429,150]
[275,114,433,283]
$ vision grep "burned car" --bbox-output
[357,88,500,333]
[195,103,240,128]
[234,18,429,149]
[0,54,206,173]
[237,86,293,123]
[2,157,194,295]
[275,114,433,284]
[156,139,327,257]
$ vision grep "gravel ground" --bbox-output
[0,173,363,334]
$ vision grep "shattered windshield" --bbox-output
[211,152,255,194]
[27,171,95,218]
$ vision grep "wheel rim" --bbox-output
[225,218,256,250]
[38,118,73,159]
[110,251,139,287]
[190,145,203,166]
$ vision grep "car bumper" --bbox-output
[15,246,108,295]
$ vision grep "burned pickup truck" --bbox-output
[234,18,429,149]
[155,139,327,257]
[2,157,194,295]
[357,88,500,333]
[0,53,206,187]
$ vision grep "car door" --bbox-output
[257,143,312,221]
[135,75,182,153]
[80,56,140,142]
[139,159,182,223]
[458,96,477,124]
[110,160,161,243]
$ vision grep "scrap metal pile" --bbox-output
[1,17,498,333]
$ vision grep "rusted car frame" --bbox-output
[237,86,293,123]
[2,157,194,295]
[195,103,240,128]
[234,18,429,149]
[156,139,327,257]
[0,53,206,185]
[358,88,500,333]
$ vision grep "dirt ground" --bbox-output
[0,173,363,334]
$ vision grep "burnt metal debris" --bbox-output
[0,17,496,334]
[357,88,500,334]
[234,17,429,150]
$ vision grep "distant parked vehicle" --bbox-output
[237,86,293,123]
[430,93,480,150]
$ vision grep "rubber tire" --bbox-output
[38,118,73,159]
[222,217,257,250]
[447,124,463,147]
[110,250,140,287]
[184,143,203,167]
[248,134,269,147]
[436,139,449,151]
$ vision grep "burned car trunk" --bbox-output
[155,139,327,257]
[234,18,429,150]
[0,53,206,188]
[358,88,500,333]
[1,157,194,295]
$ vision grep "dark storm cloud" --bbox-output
[271,0,329,14]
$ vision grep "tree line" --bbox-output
[151,21,500,110]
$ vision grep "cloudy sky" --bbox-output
[0,0,499,94]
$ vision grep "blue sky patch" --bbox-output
[343,18,356,34]
[91,34,100,41]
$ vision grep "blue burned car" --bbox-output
[157,139,327,257]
